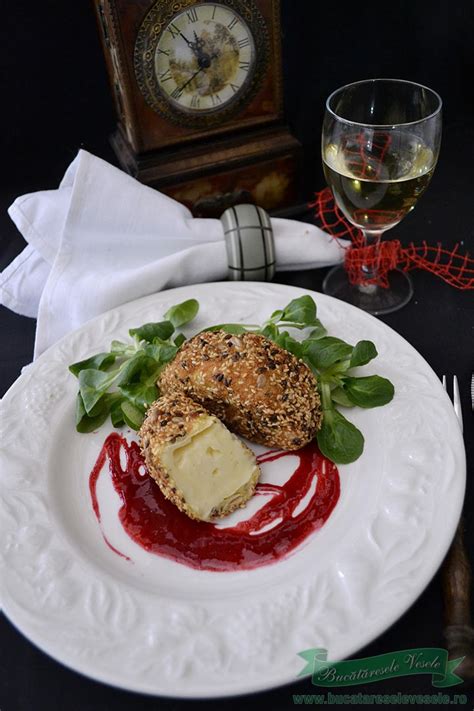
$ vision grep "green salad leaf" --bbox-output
[349,340,378,368]
[68,299,196,433]
[342,375,395,408]
[280,295,317,326]
[121,401,146,430]
[128,321,174,343]
[164,299,199,328]
[304,337,353,371]
[69,352,117,376]
[317,407,365,464]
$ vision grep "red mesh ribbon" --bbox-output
[310,187,474,289]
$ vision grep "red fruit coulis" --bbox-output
[89,433,340,572]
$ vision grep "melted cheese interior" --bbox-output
[160,416,259,521]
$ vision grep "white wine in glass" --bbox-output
[322,79,442,314]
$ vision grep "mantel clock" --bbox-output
[94,0,301,216]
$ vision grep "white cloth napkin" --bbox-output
[0,150,347,358]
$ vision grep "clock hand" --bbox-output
[179,31,193,46]
[189,32,210,68]
[192,31,205,53]
[178,66,204,93]
[181,30,206,59]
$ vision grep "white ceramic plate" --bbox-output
[0,282,465,698]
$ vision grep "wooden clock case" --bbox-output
[94,0,302,216]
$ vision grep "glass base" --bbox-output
[322,267,414,315]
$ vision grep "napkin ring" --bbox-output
[220,204,275,281]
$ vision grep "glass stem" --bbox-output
[359,230,382,294]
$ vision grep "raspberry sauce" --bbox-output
[89,433,340,572]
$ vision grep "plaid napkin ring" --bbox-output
[220,204,275,281]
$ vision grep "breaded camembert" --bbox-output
[158,331,321,450]
[138,394,260,522]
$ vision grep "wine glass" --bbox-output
[321,78,442,314]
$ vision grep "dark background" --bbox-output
[3,0,474,192]
[1,1,473,709]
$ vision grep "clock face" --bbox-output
[134,0,269,128]
[155,4,256,114]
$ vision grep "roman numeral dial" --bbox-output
[153,3,257,115]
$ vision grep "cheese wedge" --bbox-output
[139,395,260,522]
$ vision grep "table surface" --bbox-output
[1,123,473,710]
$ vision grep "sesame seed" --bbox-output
[257,374,266,388]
